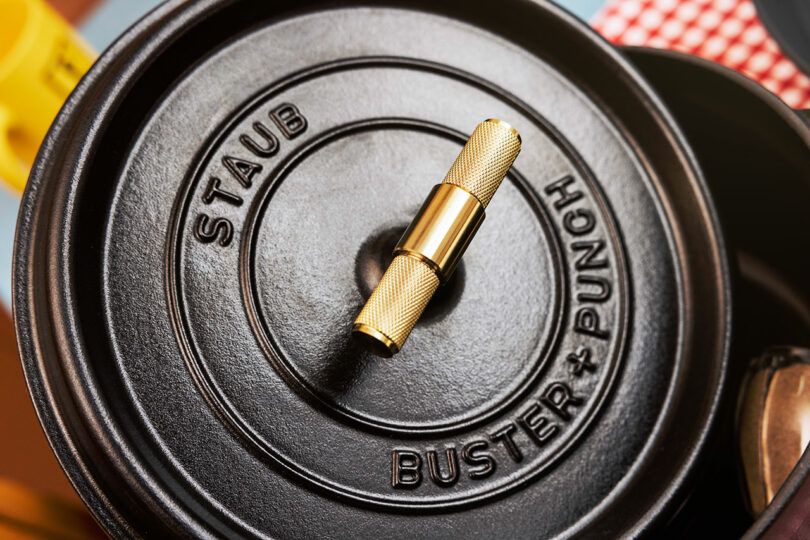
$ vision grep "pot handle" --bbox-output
[0,107,29,194]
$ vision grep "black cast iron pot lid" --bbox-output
[13,1,731,537]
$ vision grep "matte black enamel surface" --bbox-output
[14,2,730,537]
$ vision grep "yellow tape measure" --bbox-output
[0,0,94,193]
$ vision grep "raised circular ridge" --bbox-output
[171,57,577,440]
[237,117,566,436]
[167,57,630,508]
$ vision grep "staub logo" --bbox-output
[193,103,308,247]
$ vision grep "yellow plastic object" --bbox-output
[0,0,94,193]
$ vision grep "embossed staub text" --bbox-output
[193,103,308,247]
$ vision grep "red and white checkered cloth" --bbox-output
[591,0,810,109]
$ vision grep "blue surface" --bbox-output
[562,0,605,21]
[81,0,165,51]
[0,187,16,308]
[0,0,605,309]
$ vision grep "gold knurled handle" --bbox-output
[353,119,521,357]
[353,255,440,357]
[443,118,521,208]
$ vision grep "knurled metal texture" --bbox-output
[354,254,440,350]
[442,119,521,208]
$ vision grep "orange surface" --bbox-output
[0,478,103,538]
[0,305,88,500]
[0,305,105,535]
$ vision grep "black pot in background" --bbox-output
[625,46,810,539]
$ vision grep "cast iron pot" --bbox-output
[625,47,810,538]
[14,1,732,537]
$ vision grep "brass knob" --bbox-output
[353,119,521,357]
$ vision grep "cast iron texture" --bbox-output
[14,1,730,537]
[626,48,810,539]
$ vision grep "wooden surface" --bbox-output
[0,306,79,501]
[0,305,105,536]
[0,478,103,538]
